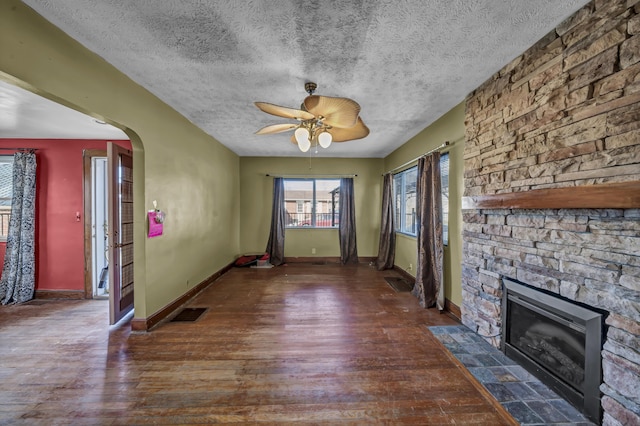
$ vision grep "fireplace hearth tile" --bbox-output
[506,365,538,382]
[487,366,519,382]
[464,342,490,354]
[527,380,560,399]
[427,325,594,425]
[549,399,591,422]
[503,401,545,424]
[467,366,499,383]
[440,342,468,354]
[503,381,542,400]
[458,353,502,367]
[484,382,518,402]
[526,400,573,423]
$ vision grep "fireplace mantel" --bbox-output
[461,181,640,210]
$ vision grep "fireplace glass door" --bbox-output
[506,298,586,392]
[501,278,605,424]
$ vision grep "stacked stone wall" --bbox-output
[462,1,640,424]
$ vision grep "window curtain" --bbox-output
[265,177,286,266]
[411,153,445,310]
[0,152,37,305]
[338,178,358,264]
[375,173,395,270]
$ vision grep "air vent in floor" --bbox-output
[171,307,207,322]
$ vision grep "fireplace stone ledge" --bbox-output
[429,325,595,425]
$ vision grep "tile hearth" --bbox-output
[428,325,594,425]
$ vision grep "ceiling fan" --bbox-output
[254,82,369,152]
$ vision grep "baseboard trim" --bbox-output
[35,290,85,300]
[445,299,461,321]
[130,261,235,332]
[285,256,376,264]
[391,266,461,320]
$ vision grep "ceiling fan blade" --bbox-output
[327,117,370,142]
[255,123,298,135]
[303,95,360,128]
[255,102,315,121]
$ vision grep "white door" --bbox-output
[91,157,109,297]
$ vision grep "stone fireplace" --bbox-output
[461,1,640,424]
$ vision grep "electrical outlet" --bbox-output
[408,263,413,271]
[311,248,316,254]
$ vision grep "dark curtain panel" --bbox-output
[338,178,358,264]
[0,152,37,305]
[411,154,445,310]
[265,177,286,266]
[375,173,395,270]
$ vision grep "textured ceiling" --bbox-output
[19,0,590,157]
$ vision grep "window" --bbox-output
[440,153,450,246]
[0,156,13,240]
[284,179,340,228]
[394,166,417,235]
[393,153,450,245]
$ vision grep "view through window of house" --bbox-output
[394,167,418,235]
[393,153,450,245]
[0,156,13,240]
[284,179,340,228]
[441,153,450,246]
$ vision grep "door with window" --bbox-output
[107,143,134,324]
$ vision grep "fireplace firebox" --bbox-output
[501,278,607,424]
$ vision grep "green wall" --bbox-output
[240,157,383,258]
[0,1,240,318]
[383,103,466,307]
[1,0,467,317]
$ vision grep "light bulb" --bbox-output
[295,127,309,145]
[298,139,311,152]
[318,131,332,148]
[296,129,311,152]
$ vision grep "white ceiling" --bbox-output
[12,0,590,157]
[0,80,127,140]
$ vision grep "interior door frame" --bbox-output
[82,149,107,299]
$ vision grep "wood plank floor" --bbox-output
[0,264,515,425]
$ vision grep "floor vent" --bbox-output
[384,277,414,292]
[171,307,207,322]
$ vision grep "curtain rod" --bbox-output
[383,141,450,175]
[265,173,357,178]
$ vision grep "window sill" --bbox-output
[287,227,338,230]
[395,231,417,239]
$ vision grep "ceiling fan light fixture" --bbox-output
[254,82,368,152]
[318,131,332,148]
[295,127,311,152]
[295,127,309,143]
[298,138,311,152]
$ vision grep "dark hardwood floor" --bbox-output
[0,263,515,425]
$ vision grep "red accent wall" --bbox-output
[0,139,131,292]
